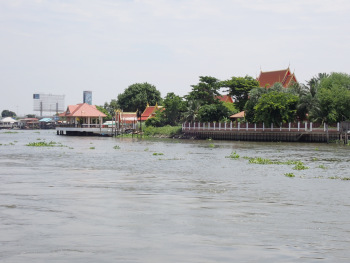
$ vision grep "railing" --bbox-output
[182,122,340,133]
[57,124,103,128]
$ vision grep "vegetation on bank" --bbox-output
[97,71,350,135]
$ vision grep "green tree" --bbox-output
[309,72,350,123]
[198,103,230,122]
[254,91,299,125]
[186,76,221,105]
[96,106,111,121]
[103,99,119,117]
[117,82,162,112]
[160,92,186,126]
[221,76,260,111]
[244,87,267,122]
[1,110,16,118]
[183,100,201,122]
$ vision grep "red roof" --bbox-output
[59,103,106,117]
[257,68,297,88]
[216,95,234,103]
[141,105,163,121]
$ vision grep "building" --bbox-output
[59,103,106,127]
[257,68,297,88]
[0,117,18,129]
[140,103,163,121]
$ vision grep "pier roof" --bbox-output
[60,103,106,117]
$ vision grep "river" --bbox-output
[1,130,350,262]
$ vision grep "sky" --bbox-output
[1,0,349,116]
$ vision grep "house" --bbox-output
[0,117,18,129]
[18,118,39,129]
[257,68,297,88]
[140,103,163,121]
[59,103,106,128]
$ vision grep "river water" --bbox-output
[1,130,350,262]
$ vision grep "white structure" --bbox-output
[0,117,18,129]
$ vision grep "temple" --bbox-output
[257,68,297,88]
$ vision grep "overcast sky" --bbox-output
[1,0,349,116]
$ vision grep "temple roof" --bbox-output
[257,68,297,88]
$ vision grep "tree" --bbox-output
[1,110,16,118]
[198,102,230,123]
[244,87,267,123]
[160,92,186,126]
[183,100,201,122]
[103,99,119,117]
[309,72,350,123]
[117,82,162,112]
[254,91,299,125]
[221,76,260,111]
[96,106,111,121]
[186,76,221,105]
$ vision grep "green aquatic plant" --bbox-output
[89,147,95,150]
[285,173,295,178]
[342,177,350,181]
[318,164,327,169]
[153,152,164,156]
[208,143,215,148]
[248,157,273,164]
[144,147,149,152]
[26,141,59,147]
[226,151,240,159]
[4,131,18,134]
[293,161,309,170]
[113,145,121,149]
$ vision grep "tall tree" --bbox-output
[161,92,186,126]
[1,110,16,118]
[103,99,119,117]
[117,82,162,112]
[186,76,221,105]
[221,76,260,111]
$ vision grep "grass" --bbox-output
[143,125,182,137]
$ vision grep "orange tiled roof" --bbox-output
[60,103,106,117]
[141,105,163,121]
[216,95,234,103]
[257,68,297,88]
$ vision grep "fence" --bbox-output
[182,121,340,133]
